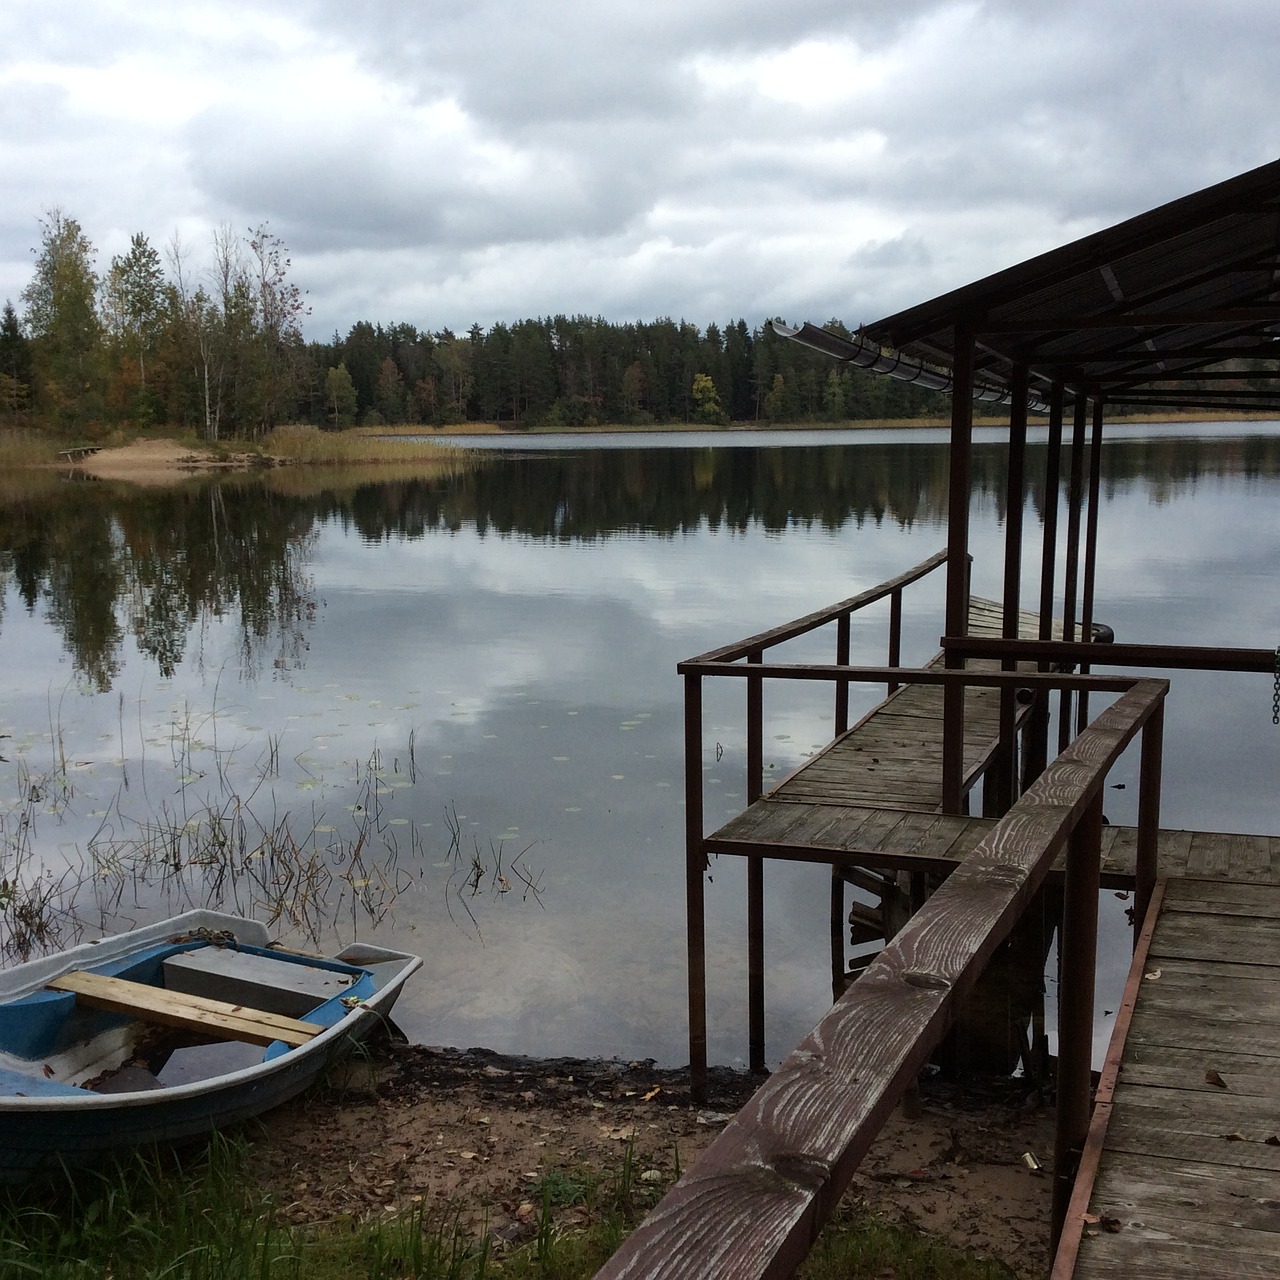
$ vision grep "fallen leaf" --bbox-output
[643,1085,662,1102]
[1205,1069,1228,1089]
[1224,1132,1249,1142]
[1144,968,1162,980]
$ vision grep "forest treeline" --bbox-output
[0,211,959,440]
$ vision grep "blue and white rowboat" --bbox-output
[0,909,421,1181]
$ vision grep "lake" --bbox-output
[2,425,1278,1069]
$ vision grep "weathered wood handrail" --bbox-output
[606,678,1168,1280]
[684,548,948,666]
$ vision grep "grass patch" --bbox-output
[264,423,471,468]
[0,1134,1022,1280]
[0,428,67,469]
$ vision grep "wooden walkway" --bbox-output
[709,803,1280,889]
[762,596,1048,814]
[704,594,1273,890]
[1054,877,1280,1278]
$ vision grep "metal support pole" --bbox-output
[684,672,708,1103]
[1135,700,1164,942]
[835,614,850,734]
[1076,399,1105,734]
[1028,384,1065,785]
[829,869,845,1002]
[746,651,763,805]
[1058,393,1088,752]
[888,589,903,695]
[748,855,765,1073]
[992,362,1028,816]
[1052,789,1104,1247]
[746,652,765,1073]
[943,322,975,814]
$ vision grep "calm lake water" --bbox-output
[2,425,1278,1068]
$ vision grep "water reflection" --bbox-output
[1,429,1279,1067]
[6,433,1280,693]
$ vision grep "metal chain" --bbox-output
[1273,644,1280,725]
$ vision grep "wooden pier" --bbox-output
[1052,877,1280,1279]
[595,160,1280,1278]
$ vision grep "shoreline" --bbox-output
[12,409,1276,487]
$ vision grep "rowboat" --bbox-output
[0,909,422,1181]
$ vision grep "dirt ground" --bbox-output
[69,438,266,484]
[247,1041,1055,1276]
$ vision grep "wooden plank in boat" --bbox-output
[46,971,323,1048]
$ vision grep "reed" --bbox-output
[263,423,473,469]
[2,694,544,963]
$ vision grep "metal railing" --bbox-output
[678,551,951,1077]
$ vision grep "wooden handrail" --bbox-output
[683,549,948,666]
[601,679,1168,1280]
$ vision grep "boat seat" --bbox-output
[0,1065,84,1097]
[45,971,324,1049]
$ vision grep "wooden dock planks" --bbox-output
[709,797,1213,888]
[1057,877,1280,1278]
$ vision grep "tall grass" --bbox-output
[264,424,472,470]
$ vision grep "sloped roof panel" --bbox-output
[852,158,1280,412]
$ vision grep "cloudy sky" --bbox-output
[2,0,1277,341]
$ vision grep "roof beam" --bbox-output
[1022,342,1280,366]
[978,308,1280,335]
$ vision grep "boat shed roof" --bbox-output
[830,158,1280,415]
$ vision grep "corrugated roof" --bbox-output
[846,158,1280,413]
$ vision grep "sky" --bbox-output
[3,0,1278,343]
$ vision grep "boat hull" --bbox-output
[0,910,421,1182]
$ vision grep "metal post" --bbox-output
[992,362,1028,816]
[943,322,975,814]
[830,869,845,1002]
[888,588,903,695]
[1076,398,1105,734]
[746,651,765,1073]
[747,651,763,805]
[1135,700,1164,942]
[684,672,708,1103]
[1052,789,1103,1247]
[1058,393,1088,752]
[748,855,765,1073]
[1028,384,1064,786]
[835,614,850,734]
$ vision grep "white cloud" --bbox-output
[2,0,1278,336]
